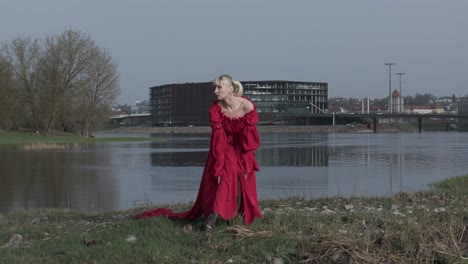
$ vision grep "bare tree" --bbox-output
[0,58,24,130]
[80,48,120,137]
[39,29,95,135]
[0,59,10,129]
[0,30,120,134]
[1,37,42,129]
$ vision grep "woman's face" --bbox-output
[214,82,233,100]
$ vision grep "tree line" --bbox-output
[0,29,120,137]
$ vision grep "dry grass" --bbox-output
[1,175,468,263]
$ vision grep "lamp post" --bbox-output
[396,72,405,113]
[384,63,396,113]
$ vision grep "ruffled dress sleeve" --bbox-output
[241,109,260,174]
[209,104,227,177]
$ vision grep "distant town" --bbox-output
[110,92,468,126]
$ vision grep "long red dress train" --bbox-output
[134,99,262,224]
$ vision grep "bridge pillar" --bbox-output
[418,118,422,133]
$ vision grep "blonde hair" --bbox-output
[213,74,243,97]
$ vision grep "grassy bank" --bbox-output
[2,176,468,263]
[0,131,158,145]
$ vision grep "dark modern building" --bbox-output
[149,80,328,126]
[459,96,468,115]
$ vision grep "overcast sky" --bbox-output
[1,0,467,104]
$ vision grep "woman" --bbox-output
[134,74,262,229]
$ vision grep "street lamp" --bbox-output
[396,72,405,113]
[384,63,396,113]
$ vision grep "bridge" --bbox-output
[109,113,151,125]
[273,112,468,133]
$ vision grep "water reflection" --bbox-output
[0,144,118,211]
[2,132,468,212]
[257,133,329,167]
[149,133,329,167]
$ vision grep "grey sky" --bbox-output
[1,0,467,104]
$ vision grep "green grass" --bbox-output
[0,131,159,145]
[2,175,468,263]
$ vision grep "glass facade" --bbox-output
[243,81,328,114]
[149,80,328,126]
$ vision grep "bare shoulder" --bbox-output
[241,97,254,113]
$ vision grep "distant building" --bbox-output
[459,97,468,115]
[149,80,328,126]
[434,97,454,105]
[408,105,444,114]
[391,89,404,113]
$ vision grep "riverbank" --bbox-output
[1,175,468,263]
[0,131,161,145]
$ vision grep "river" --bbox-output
[1,131,467,212]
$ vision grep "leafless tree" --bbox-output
[1,37,42,129]
[0,29,120,134]
[79,48,120,137]
[39,29,95,135]
[0,58,24,130]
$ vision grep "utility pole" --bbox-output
[384,63,396,113]
[396,72,405,113]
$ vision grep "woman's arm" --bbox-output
[209,105,227,178]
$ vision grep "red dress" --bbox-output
[134,99,263,224]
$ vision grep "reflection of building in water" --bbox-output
[256,133,329,167]
[257,146,328,167]
[151,151,208,167]
[149,141,329,167]
[150,138,209,167]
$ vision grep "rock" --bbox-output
[391,204,399,211]
[8,234,23,247]
[31,215,48,224]
[226,259,234,263]
[322,208,334,214]
[126,235,137,243]
[183,224,193,233]
[434,207,446,213]
[344,204,354,210]
[392,211,405,217]
[272,257,284,264]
